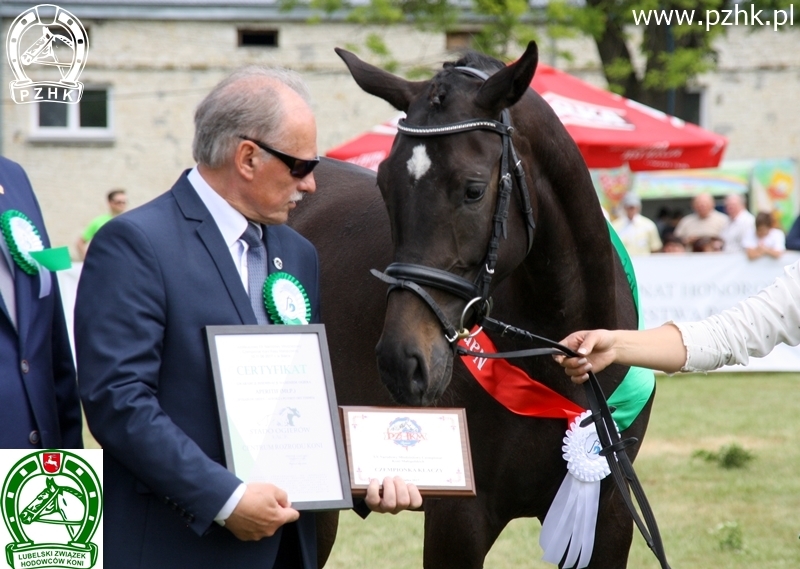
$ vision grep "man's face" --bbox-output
[242,103,318,226]
[625,205,638,220]
[693,195,714,218]
[725,196,742,218]
[109,193,128,215]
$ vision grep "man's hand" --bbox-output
[365,476,423,514]
[224,483,299,541]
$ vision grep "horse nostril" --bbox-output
[375,342,428,405]
[408,355,427,398]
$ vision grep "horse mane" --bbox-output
[443,51,505,74]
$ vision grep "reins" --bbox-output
[459,318,671,569]
[371,64,671,569]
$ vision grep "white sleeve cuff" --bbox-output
[214,483,246,526]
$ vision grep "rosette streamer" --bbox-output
[539,410,613,568]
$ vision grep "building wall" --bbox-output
[1,16,798,253]
[1,19,446,253]
[702,27,800,163]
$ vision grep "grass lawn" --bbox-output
[325,373,800,568]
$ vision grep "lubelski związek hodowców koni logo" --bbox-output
[2,451,102,569]
[6,4,89,105]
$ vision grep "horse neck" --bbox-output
[507,99,622,333]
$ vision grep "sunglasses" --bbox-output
[238,135,319,179]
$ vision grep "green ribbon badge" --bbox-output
[0,210,71,275]
[263,272,311,325]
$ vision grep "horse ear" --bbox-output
[335,48,426,112]
[475,41,539,113]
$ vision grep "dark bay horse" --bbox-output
[290,42,655,568]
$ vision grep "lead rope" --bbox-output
[458,317,671,569]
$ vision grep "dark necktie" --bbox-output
[241,223,269,325]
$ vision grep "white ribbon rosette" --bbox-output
[539,410,615,568]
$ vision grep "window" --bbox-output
[680,91,702,126]
[30,87,113,142]
[238,29,278,47]
[446,30,480,52]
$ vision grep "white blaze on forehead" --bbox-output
[406,144,432,180]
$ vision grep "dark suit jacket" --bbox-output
[75,171,320,568]
[0,156,81,449]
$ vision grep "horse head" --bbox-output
[337,43,544,405]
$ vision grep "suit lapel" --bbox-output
[172,173,256,325]
[265,225,284,277]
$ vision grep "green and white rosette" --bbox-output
[540,410,617,569]
[0,209,72,298]
[263,271,311,325]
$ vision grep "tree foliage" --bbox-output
[284,0,796,116]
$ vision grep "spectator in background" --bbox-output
[612,192,662,255]
[673,193,729,246]
[655,207,671,239]
[786,215,800,251]
[660,234,686,253]
[692,236,724,253]
[744,212,785,260]
[76,189,128,260]
[720,194,755,253]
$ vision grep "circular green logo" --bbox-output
[2,451,102,569]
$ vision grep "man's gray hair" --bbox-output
[192,66,312,168]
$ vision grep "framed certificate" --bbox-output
[340,406,476,497]
[206,325,352,511]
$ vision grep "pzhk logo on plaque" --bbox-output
[2,451,102,569]
[6,4,89,105]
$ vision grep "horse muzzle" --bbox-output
[374,289,456,406]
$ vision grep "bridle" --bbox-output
[370,65,672,569]
[371,66,536,343]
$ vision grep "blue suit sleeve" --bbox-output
[786,217,800,251]
[75,217,240,534]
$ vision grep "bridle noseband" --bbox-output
[371,66,536,343]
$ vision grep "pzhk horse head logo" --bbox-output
[277,407,301,427]
[2,451,102,569]
[6,4,89,105]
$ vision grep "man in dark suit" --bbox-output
[0,156,82,449]
[75,67,420,568]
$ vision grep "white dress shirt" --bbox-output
[721,210,755,253]
[673,260,800,371]
[188,166,261,294]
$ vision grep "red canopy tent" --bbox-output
[326,64,727,171]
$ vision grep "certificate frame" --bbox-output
[206,325,352,511]
[340,406,476,497]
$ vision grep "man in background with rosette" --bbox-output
[0,156,82,449]
[75,67,420,569]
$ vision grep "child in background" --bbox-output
[744,212,785,260]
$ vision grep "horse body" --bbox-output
[291,42,653,568]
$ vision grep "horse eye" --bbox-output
[464,184,486,203]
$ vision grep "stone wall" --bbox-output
[1,16,798,252]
